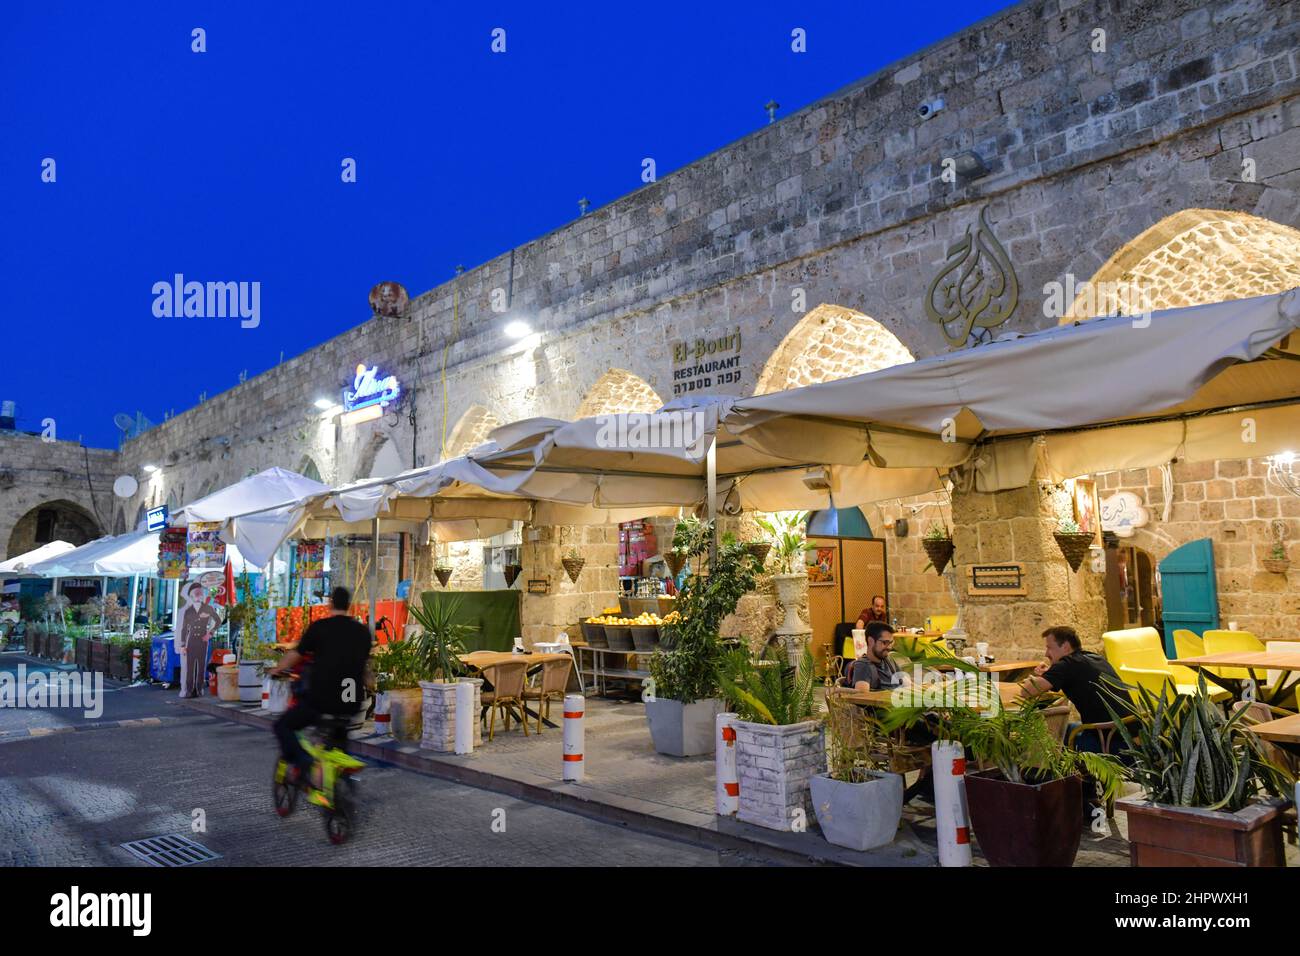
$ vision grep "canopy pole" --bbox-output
[369,518,379,632]
[128,575,139,635]
[706,436,718,568]
[100,576,108,638]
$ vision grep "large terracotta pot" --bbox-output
[965,769,1082,867]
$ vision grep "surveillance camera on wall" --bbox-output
[917,96,945,120]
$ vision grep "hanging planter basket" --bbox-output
[664,551,688,577]
[1262,557,1290,574]
[921,538,955,576]
[561,556,586,584]
[745,541,773,567]
[433,567,453,587]
[503,563,523,587]
[1053,532,1094,573]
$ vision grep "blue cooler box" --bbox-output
[150,632,180,684]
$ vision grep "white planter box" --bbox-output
[734,718,826,831]
[810,771,904,851]
[645,697,722,757]
[419,677,483,753]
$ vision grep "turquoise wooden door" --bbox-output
[1157,538,1219,657]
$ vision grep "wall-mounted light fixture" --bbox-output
[953,149,989,178]
[504,320,533,339]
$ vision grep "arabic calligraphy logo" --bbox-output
[925,206,1020,348]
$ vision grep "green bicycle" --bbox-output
[273,716,366,845]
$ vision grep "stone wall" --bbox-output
[1103,457,1300,639]
[0,432,117,557]
[735,719,826,832]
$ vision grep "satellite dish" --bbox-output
[113,413,134,431]
[113,475,139,498]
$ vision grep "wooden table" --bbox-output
[932,659,1042,683]
[842,679,1023,711]
[1244,713,1300,758]
[1171,650,1300,706]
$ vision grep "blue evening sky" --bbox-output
[2,0,1013,448]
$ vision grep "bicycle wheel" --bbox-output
[324,776,358,844]
[273,767,299,818]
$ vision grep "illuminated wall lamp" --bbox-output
[504,320,532,339]
[340,405,383,426]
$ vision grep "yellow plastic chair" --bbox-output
[927,614,958,634]
[1102,627,1228,702]
[1172,628,1205,661]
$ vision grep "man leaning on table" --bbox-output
[1018,625,1128,753]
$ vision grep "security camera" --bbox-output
[917,96,945,120]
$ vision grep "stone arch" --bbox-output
[112,508,126,535]
[7,499,101,557]
[297,456,323,483]
[1065,209,1300,321]
[754,304,914,395]
[575,369,663,417]
[444,405,502,459]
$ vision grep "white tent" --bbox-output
[25,529,257,578]
[174,466,330,526]
[0,540,77,575]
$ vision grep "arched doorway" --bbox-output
[1104,542,1160,631]
[443,405,502,459]
[575,369,663,417]
[7,500,101,558]
[297,456,323,484]
[754,304,913,395]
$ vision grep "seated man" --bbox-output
[844,621,909,692]
[854,594,889,630]
[1019,625,1129,753]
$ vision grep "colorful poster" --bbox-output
[187,522,227,568]
[807,546,836,584]
[298,539,325,579]
[158,526,188,579]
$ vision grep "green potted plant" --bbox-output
[645,521,761,756]
[921,521,955,575]
[755,512,812,636]
[1052,517,1093,572]
[373,637,429,742]
[1105,675,1292,867]
[1262,540,1289,574]
[408,594,480,753]
[949,701,1122,867]
[719,643,824,831]
[811,693,905,851]
[230,572,276,704]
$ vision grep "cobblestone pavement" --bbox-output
[0,655,731,867]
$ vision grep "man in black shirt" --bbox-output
[1019,625,1129,753]
[271,587,373,779]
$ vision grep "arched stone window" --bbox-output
[575,369,663,417]
[297,456,323,484]
[755,304,914,394]
[444,405,502,459]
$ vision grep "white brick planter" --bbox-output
[419,677,483,753]
[734,718,826,831]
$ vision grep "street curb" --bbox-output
[178,697,936,868]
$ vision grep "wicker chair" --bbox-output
[481,660,529,740]
[521,657,573,733]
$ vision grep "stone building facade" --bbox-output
[3,0,1298,654]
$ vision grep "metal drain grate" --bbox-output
[120,834,220,867]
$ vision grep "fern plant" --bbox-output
[1101,673,1290,811]
[949,701,1124,802]
[719,643,817,726]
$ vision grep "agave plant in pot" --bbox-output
[374,637,429,742]
[408,594,481,753]
[1104,675,1292,867]
[949,701,1122,867]
[644,519,761,757]
[811,693,905,850]
[719,643,824,831]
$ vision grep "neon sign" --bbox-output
[342,363,401,414]
[146,506,169,532]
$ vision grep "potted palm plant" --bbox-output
[811,693,905,850]
[374,637,428,742]
[1105,675,1292,867]
[719,643,824,831]
[949,701,1122,867]
[755,512,812,632]
[644,519,761,756]
[409,594,481,753]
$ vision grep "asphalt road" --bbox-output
[0,652,727,867]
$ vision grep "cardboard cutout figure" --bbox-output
[176,580,222,698]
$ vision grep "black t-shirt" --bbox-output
[296,615,372,714]
[1041,650,1127,724]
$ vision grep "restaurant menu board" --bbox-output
[157,526,188,579]
[187,521,227,569]
[297,539,325,579]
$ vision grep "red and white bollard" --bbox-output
[373,691,391,737]
[131,648,142,682]
[932,739,972,867]
[715,712,739,815]
[261,676,270,710]
[562,693,584,782]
